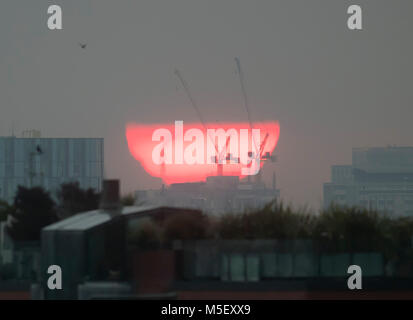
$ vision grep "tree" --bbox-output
[121,193,135,206]
[163,212,210,241]
[6,186,57,242]
[56,182,100,219]
[0,199,14,222]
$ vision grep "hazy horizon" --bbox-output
[1,0,413,210]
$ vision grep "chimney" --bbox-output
[100,179,121,216]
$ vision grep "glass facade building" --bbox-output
[0,137,104,203]
[324,147,413,216]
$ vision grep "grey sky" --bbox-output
[1,0,413,209]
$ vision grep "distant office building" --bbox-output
[136,174,280,215]
[0,133,104,203]
[324,147,413,216]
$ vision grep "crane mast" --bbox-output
[234,58,277,184]
[234,57,260,158]
[174,69,228,176]
[174,69,207,132]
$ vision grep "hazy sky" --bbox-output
[1,0,413,209]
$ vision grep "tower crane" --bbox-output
[174,69,231,176]
[234,58,276,183]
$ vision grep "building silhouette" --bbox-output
[324,147,413,216]
[136,175,280,215]
[0,133,104,203]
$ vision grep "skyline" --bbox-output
[1,1,413,209]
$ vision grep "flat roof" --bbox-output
[43,205,158,232]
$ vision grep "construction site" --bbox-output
[129,58,280,214]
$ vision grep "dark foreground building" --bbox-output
[40,204,202,299]
[20,180,413,300]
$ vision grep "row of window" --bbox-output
[0,162,103,178]
[0,139,103,163]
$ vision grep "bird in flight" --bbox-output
[79,43,87,49]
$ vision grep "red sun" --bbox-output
[126,121,280,184]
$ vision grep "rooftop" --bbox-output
[43,205,158,232]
